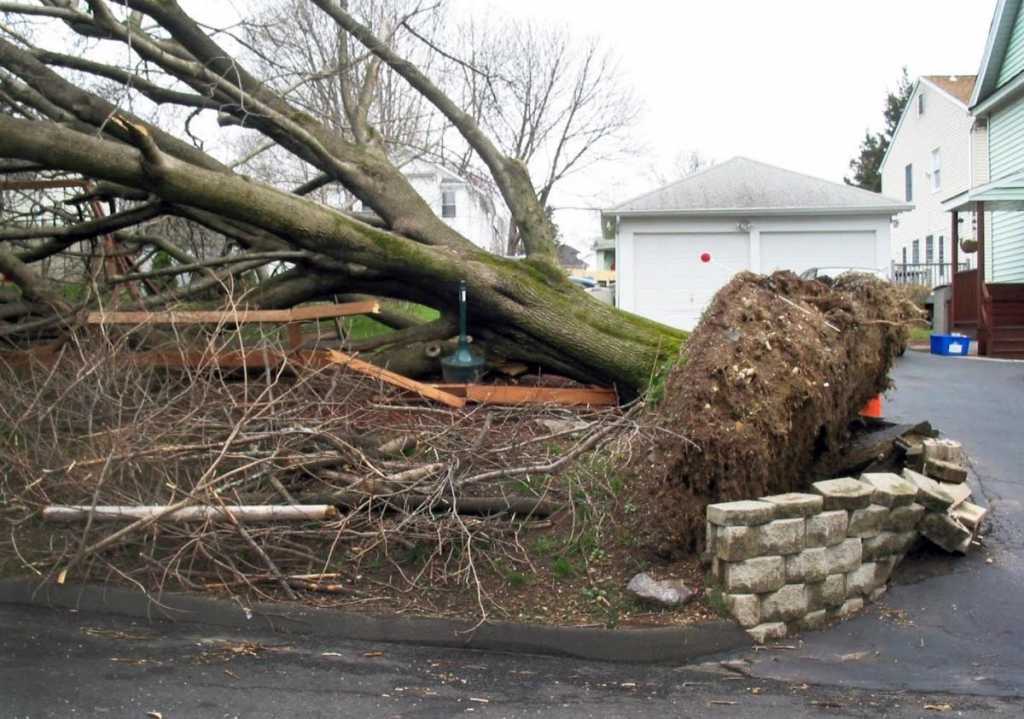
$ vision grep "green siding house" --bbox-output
[943,0,1024,357]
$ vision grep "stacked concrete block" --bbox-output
[707,465,987,642]
[706,474,951,643]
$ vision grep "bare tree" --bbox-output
[0,0,680,393]
[436,17,639,254]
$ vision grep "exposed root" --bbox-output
[635,271,920,557]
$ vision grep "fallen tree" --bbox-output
[635,271,920,556]
[0,1,678,392]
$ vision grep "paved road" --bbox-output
[736,350,1024,697]
[0,603,1018,718]
[1,350,1021,717]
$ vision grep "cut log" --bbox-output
[301,491,559,517]
[42,505,338,523]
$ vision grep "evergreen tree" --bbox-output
[846,68,913,192]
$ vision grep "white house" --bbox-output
[399,158,510,255]
[603,157,911,330]
[881,75,978,286]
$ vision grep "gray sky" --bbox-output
[457,0,998,251]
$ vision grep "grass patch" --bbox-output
[909,325,933,343]
[337,302,440,341]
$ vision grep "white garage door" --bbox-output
[633,233,750,330]
[759,231,877,275]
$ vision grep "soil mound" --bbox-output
[640,271,918,556]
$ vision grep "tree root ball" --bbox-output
[638,271,920,557]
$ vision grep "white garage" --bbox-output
[604,157,912,330]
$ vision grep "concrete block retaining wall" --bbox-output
[707,474,932,643]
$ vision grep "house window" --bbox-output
[939,235,946,276]
[926,235,934,264]
[902,247,907,265]
[912,239,920,264]
[930,148,941,192]
[918,93,925,116]
[441,189,457,218]
[905,164,913,202]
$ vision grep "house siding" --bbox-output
[997,5,1024,86]
[992,212,1024,281]
[988,99,1024,282]
[972,121,990,186]
[882,79,975,279]
[989,100,1024,179]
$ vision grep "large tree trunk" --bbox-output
[0,117,681,391]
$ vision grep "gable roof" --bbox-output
[971,0,1024,107]
[880,76,975,174]
[605,157,910,217]
[923,75,977,105]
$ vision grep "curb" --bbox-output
[0,578,750,664]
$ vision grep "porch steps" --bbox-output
[991,325,1024,359]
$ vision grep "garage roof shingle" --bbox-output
[607,157,911,216]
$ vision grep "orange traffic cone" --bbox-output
[859,394,883,420]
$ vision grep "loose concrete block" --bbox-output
[830,597,864,620]
[707,500,775,527]
[785,546,829,583]
[940,481,972,509]
[860,472,918,508]
[825,538,863,573]
[714,525,762,561]
[883,502,926,532]
[952,501,987,534]
[724,593,761,628]
[799,609,830,631]
[920,512,973,554]
[758,518,805,555]
[747,622,787,644]
[760,583,809,622]
[868,585,887,603]
[811,477,873,511]
[760,492,823,518]
[903,469,955,511]
[924,458,968,484]
[806,573,846,609]
[846,562,883,596]
[922,437,964,464]
[847,504,889,538]
[806,510,848,547]
[722,556,785,593]
[862,531,901,561]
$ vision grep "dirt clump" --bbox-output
[638,271,919,557]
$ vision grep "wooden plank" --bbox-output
[86,301,379,326]
[321,349,466,409]
[288,301,379,321]
[433,384,617,407]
